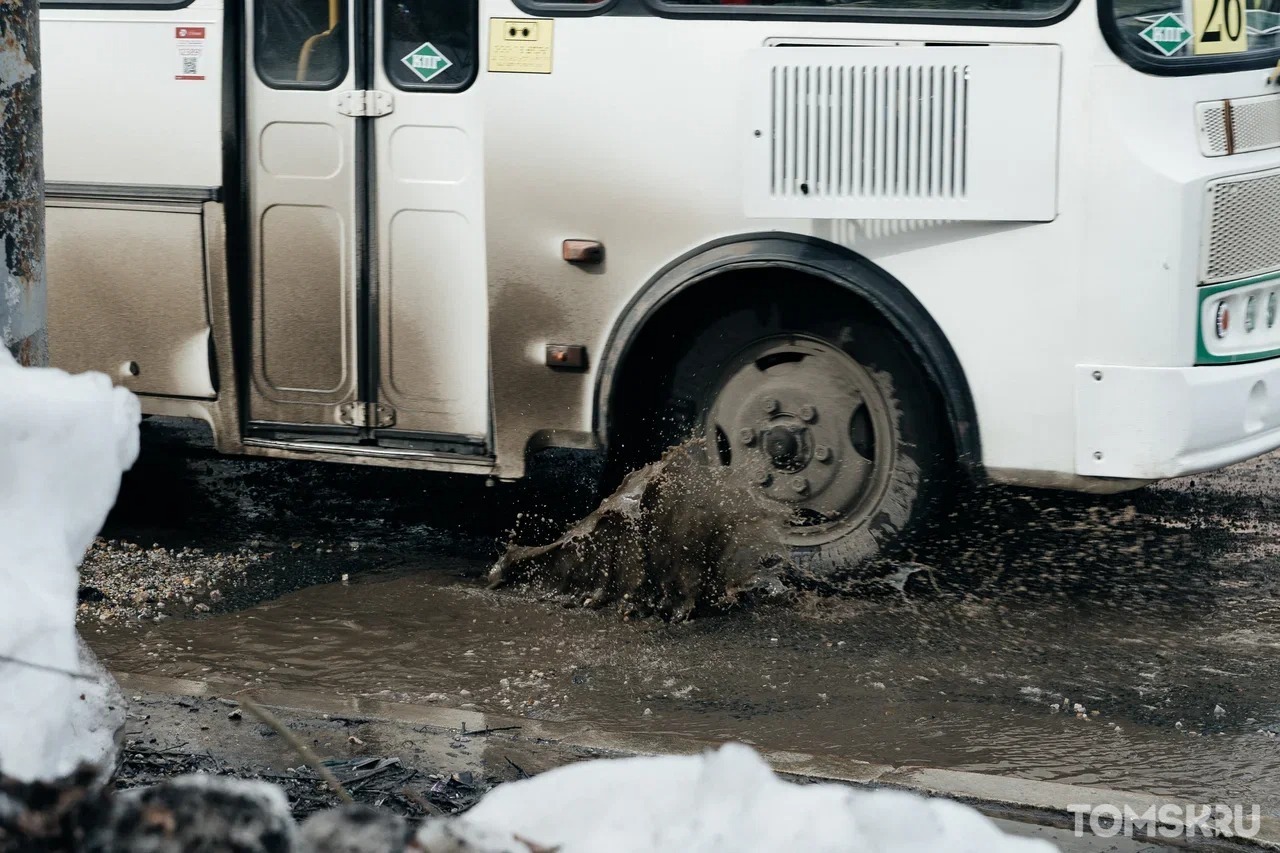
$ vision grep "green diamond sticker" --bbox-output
[1139,13,1191,57]
[401,42,453,83]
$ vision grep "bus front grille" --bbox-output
[1204,168,1280,284]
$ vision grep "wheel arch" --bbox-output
[594,233,984,478]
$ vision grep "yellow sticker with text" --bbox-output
[488,19,554,74]
[1191,0,1248,54]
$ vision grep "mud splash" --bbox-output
[489,443,790,620]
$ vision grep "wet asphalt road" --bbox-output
[84,418,1280,820]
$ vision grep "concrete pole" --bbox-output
[0,0,47,367]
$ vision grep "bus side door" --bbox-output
[244,0,489,446]
[372,0,490,444]
[245,0,362,429]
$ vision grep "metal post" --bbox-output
[0,0,47,367]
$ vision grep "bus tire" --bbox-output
[652,302,949,577]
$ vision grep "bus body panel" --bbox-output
[480,10,1088,479]
[37,0,1280,488]
[1069,63,1280,480]
[41,2,223,187]
[42,1,224,402]
[46,201,216,399]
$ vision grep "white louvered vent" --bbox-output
[744,45,1061,222]
[769,64,970,202]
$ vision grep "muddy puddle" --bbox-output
[89,542,1280,812]
[87,420,1280,815]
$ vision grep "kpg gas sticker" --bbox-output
[176,26,206,81]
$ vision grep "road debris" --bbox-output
[78,540,266,623]
[109,693,508,824]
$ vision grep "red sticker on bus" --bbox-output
[176,27,206,80]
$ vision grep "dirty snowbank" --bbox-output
[5,742,1062,851]
[418,743,1057,853]
[0,348,140,780]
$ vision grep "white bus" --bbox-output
[38,0,1280,573]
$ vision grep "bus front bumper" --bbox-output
[1076,360,1280,481]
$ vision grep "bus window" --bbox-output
[385,0,478,91]
[255,0,348,89]
[1109,0,1280,61]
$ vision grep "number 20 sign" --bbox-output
[1190,0,1248,55]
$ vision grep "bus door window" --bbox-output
[385,0,478,91]
[255,0,349,89]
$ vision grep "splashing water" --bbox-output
[489,442,793,620]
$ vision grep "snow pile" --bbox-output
[91,775,298,851]
[417,743,1058,852]
[0,348,140,781]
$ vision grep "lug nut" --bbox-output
[738,428,756,447]
[814,445,831,462]
[791,477,809,494]
[764,399,780,415]
[799,405,817,423]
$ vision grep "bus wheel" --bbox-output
[659,307,948,576]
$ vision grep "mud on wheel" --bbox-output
[616,291,950,577]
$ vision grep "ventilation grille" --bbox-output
[744,45,1060,222]
[1205,169,1280,283]
[1197,94,1280,157]
[768,64,969,201]
[1200,102,1229,154]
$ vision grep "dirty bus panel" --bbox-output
[41,2,223,401]
[245,0,362,429]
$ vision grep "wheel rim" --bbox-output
[704,336,897,548]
